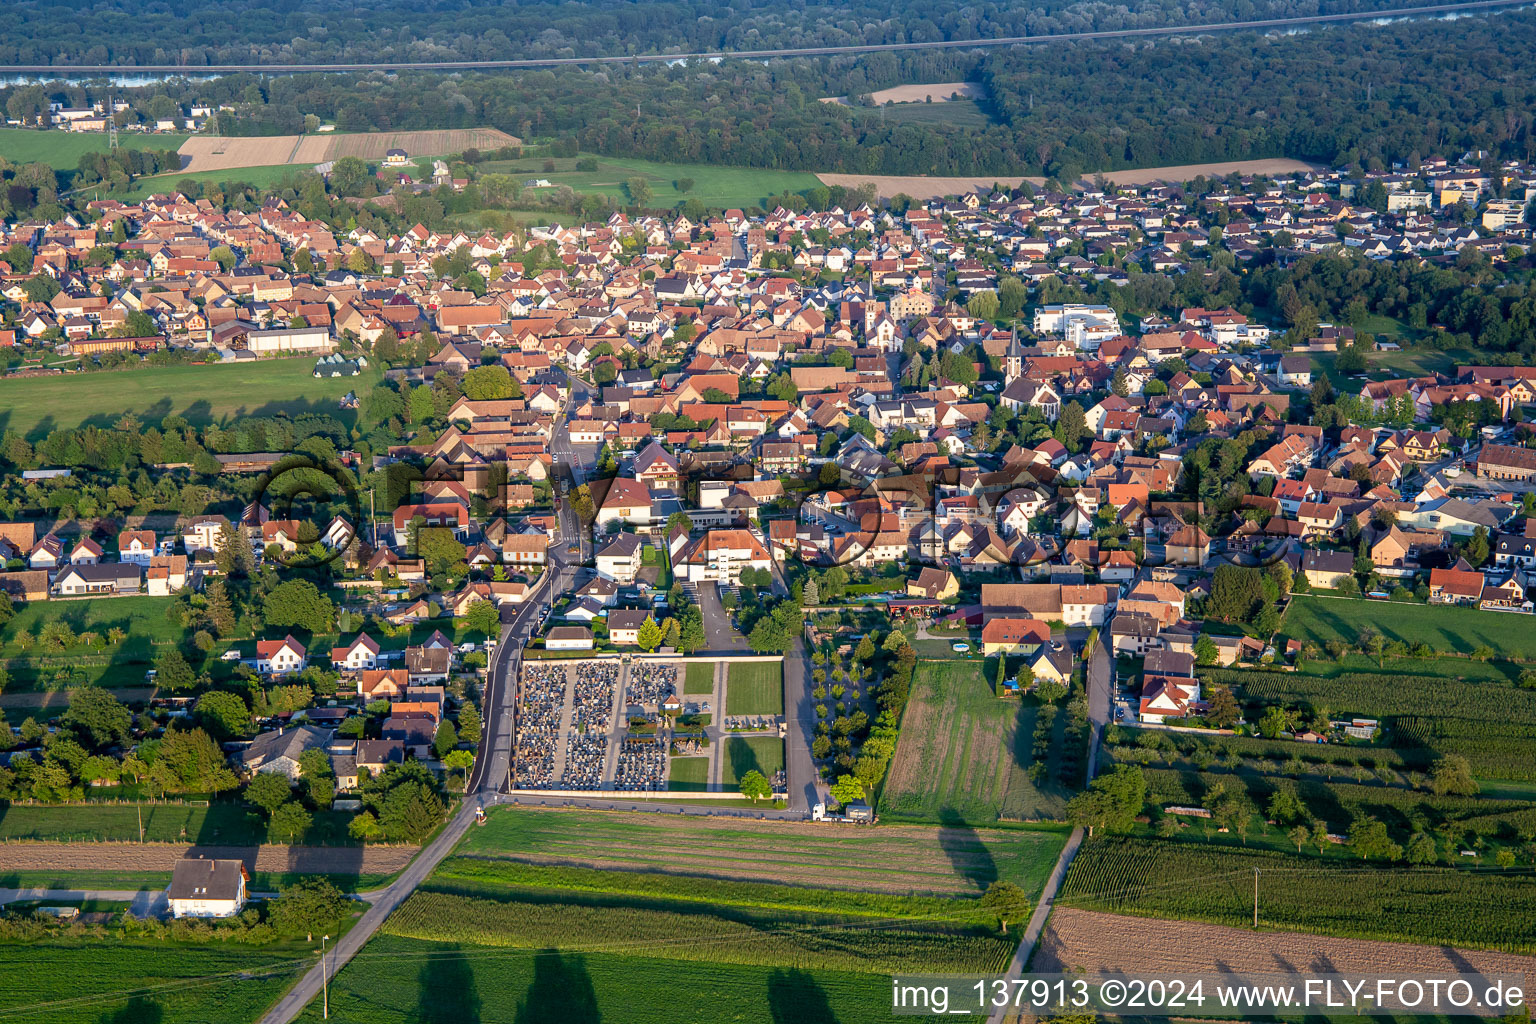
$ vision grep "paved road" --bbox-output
[781,639,821,814]
[695,581,748,653]
[0,887,171,917]
[987,632,1113,1024]
[5,0,1522,73]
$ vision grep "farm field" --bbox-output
[725,661,783,715]
[1058,836,1536,952]
[107,163,305,200]
[476,153,822,209]
[821,81,983,105]
[455,807,1066,899]
[0,802,361,847]
[683,662,715,694]
[0,836,414,882]
[1,595,188,692]
[882,660,1069,824]
[1037,906,1536,979]
[175,128,518,173]
[0,942,302,1024]
[852,99,994,126]
[0,127,188,170]
[723,736,785,787]
[1204,663,1536,779]
[295,935,929,1024]
[0,358,378,437]
[1281,594,1536,658]
[667,756,708,791]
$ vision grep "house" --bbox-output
[255,634,308,675]
[358,668,411,700]
[53,563,141,596]
[980,617,1051,656]
[240,724,332,778]
[608,608,651,645]
[1277,355,1313,387]
[404,644,452,684]
[1428,567,1485,605]
[547,626,594,650]
[671,529,773,585]
[596,533,646,583]
[330,633,381,671]
[906,567,958,601]
[118,529,158,566]
[596,478,654,529]
[182,515,232,557]
[1300,550,1354,590]
[69,537,103,565]
[168,859,247,919]
[1139,674,1202,723]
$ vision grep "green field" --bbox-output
[297,936,937,1024]
[723,736,784,787]
[0,126,189,170]
[0,801,356,846]
[477,153,822,209]
[0,358,378,437]
[1,595,190,691]
[667,756,709,792]
[683,662,715,694]
[1282,595,1536,659]
[725,661,783,715]
[105,163,307,200]
[458,807,1065,900]
[1060,836,1536,953]
[854,99,994,126]
[881,661,1071,825]
[0,942,301,1024]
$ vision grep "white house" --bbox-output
[256,634,308,675]
[168,859,247,919]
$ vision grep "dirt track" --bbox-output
[1038,907,1536,977]
[0,841,417,877]
[818,158,1323,200]
[177,128,519,173]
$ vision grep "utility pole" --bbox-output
[136,801,143,842]
[1253,868,1259,927]
[321,934,331,1018]
[108,97,119,151]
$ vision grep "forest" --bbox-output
[2,0,1450,67]
[7,9,1536,182]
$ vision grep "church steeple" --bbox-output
[1004,327,1024,382]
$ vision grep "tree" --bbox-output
[1206,685,1240,728]
[61,687,132,750]
[1194,634,1220,667]
[458,703,483,746]
[981,881,1031,934]
[195,690,251,741]
[270,801,314,843]
[828,774,864,808]
[263,580,335,633]
[1288,824,1311,853]
[246,771,295,814]
[1430,754,1478,796]
[463,365,515,400]
[348,810,385,841]
[636,616,663,652]
[209,245,236,271]
[149,728,239,794]
[154,647,197,691]
[1054,401,1089,453]
[1065,765,1146,836]
[1406,832,1438,864]
[1349,815,1402,861]
[462,598,501,636]
[433,720,459,759]
[270,877,349,940]
[625,177,653,207]
[738,769,772,801]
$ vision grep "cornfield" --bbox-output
[1059,837,1536,953]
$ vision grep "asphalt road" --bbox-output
[4,0,1523,73]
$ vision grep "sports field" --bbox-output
[0,126,189,170]
[882,661,1070,824]
[725,661,783,715]
[1282,594,1536,659]
[0,358,378,437]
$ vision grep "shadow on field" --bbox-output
[514,949,598,1024]
[936,808,997,891]
[416,944,482,1023]
[98,995,164,1024]
[768,968,840,1024]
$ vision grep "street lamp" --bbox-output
[320,934,331,1019]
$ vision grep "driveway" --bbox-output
[695,581,748,653]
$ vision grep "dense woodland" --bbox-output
[4,0,1434,66]
[9,11,1536,181]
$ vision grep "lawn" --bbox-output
[725,661,783,716]
[0,595,192,692]
[723,736,784,787]
[105,163,308,200]
[476,153,822,210]
[0,942,302,1024]
[881,660,1071,825]
[667,756,708,792]
[682,662,716,695]
[1281,594,1536,659]
[0,126,189,170]
[0,358,378,438]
